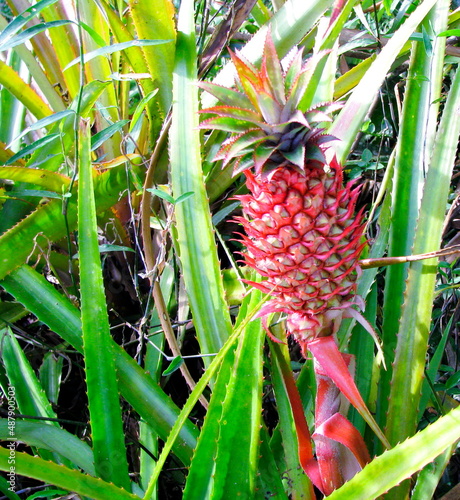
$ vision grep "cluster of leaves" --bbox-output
[1,0,460,499]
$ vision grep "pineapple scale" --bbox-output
[236,159,365,347]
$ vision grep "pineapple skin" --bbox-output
[235,157,365,350]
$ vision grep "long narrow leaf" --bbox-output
[385,17,460,499]
[77,119,130,489]
[0,59,53,120]
[0,448,139,500]
[129,0,176,118]
[0,0,59,48]
[169,0,232,356]
[378,1,448,437]
[184,285,265,499]
[0,420,95,475]
[64,39,171,71]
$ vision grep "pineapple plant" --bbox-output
[199,34,390,493]
[199,37,365,355]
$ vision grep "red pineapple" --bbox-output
[199,35,365,355]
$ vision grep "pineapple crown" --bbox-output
[199,33,341,177]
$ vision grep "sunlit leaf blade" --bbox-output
[385,13,460,498]
[169,0,232,356]
[0,167,70,192]
[64,39,171,70]
[0,0,60,48]
[0,20,72,51]
[129,0,177,117]
[0,59,53,120]
[379,2,449,466]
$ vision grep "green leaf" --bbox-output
[0,20,72,51]
[184,284,265,499]
[8,110,74,148]
[385,4,457,497]
[438,29,460,37]
[0,420,95,475]
[5,134,60,165]
[129,0,177,117]
[0,476,21,500]
[0,167,71,192]
[0,448,140,500]
[0,59,53,121]
[77,120,130,489]
[0,0,60,49]
[169,0,233,358]
[39,352,63,405]
[162,356,183,376]
[4,189,62,199]
[0,326,67,466]
[91,120,129,151]
[0,327,58,426]
[146,188,175,204]
[144,281,271,498]
[0,160,139,282]
[331,0,439,162]
[129,89,158,133]
[175,191,194,204]
[64,39,171,70]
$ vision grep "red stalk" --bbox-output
[308,336,390,449]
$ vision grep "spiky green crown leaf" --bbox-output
[199,33,341,176]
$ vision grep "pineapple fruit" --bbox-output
[199,36,365,355]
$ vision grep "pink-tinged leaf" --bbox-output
[282,51,331,119]
[329,0,347,26]
[284,47,304,95]
[199,105,262,124]
[313,434,344,495]
[215,130,267,165]
[314,363,344,494]
[314,412,371,469]
[254,143,277,172]
[199,116,258,134]
[343,306,385,364]
[261,31,285,105]
[302,458,324,494]
[229,49,261,109]
[198,81,253,109]
[307,336,390,449]
[255,91,282,125]
[232,155,255,176]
